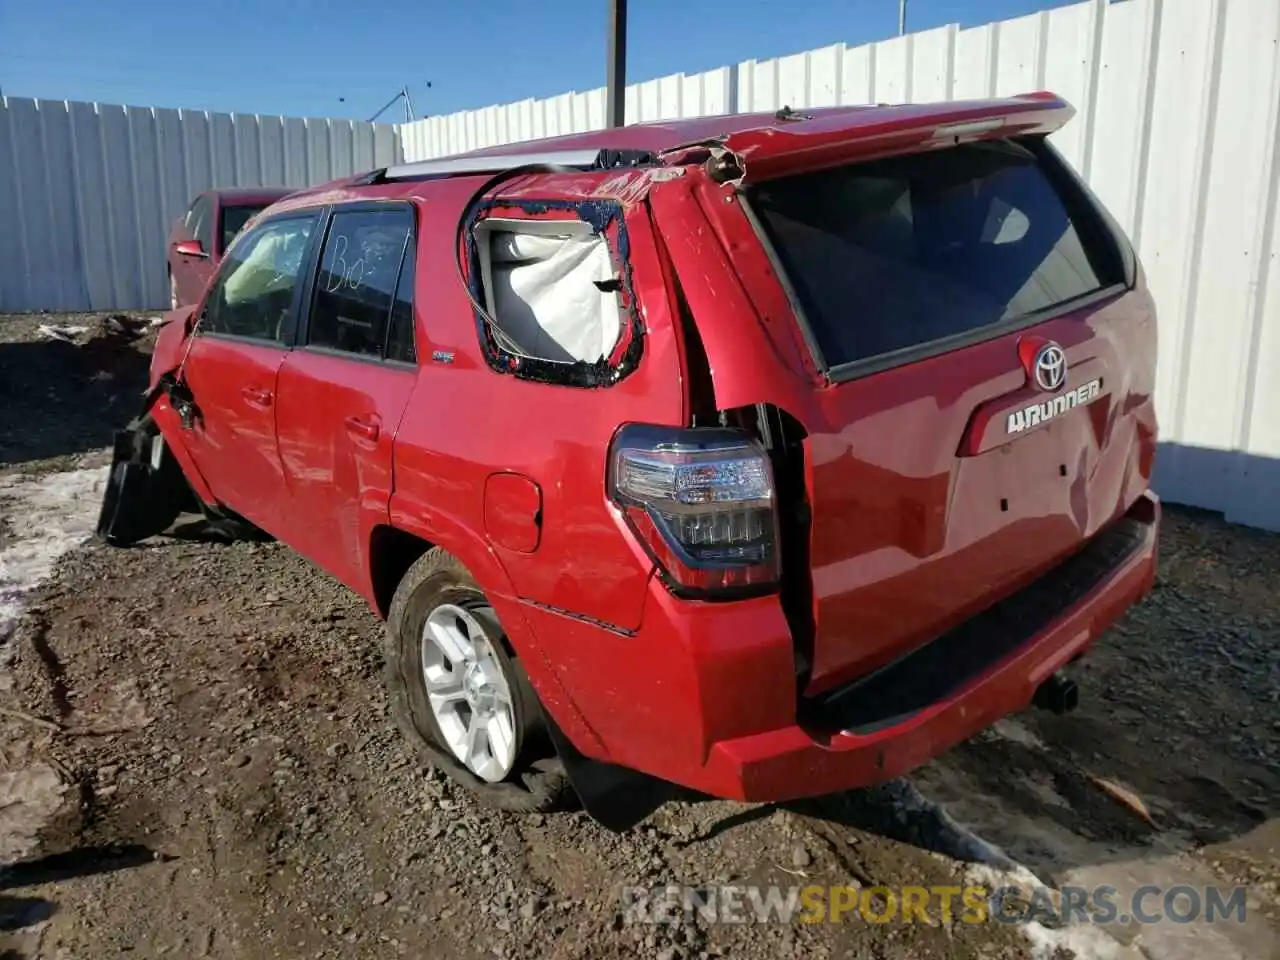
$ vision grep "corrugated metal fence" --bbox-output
[400,0,1280,533]
[1,0,1277,530]
[0,101,400,313]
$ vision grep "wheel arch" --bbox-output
[376,500,609,760]
[368,524,435,621]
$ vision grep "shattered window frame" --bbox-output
[461,198,644,390]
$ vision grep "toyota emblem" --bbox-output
[1033,342,1067,392]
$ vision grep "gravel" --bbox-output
[1,312,1276,960]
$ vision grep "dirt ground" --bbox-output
[1,313,1277,960]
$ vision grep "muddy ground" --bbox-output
[0,313,1277,960]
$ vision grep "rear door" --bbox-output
[658,122,1156,697]
[180,211,322,534]
[274,203,419,594]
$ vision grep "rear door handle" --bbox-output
[344,415,380,442]
[241,385,273,407]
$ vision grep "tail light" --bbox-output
[607,424,780,596]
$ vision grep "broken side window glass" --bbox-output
[474,218,622,365]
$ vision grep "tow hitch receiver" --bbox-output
[1032,671,1079,714]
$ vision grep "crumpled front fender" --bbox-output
[95,406,196,547]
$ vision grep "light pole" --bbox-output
[606,0,627,128]
[898,0,907,35]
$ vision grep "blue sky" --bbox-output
[2,0,1076,120]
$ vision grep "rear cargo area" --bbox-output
[658,118,1158,700]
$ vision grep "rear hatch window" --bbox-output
[747,138,1128,371]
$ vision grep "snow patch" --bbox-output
[963,862,1148,960]
[888,777,1153,959]
[0,467,109,649]
[0,467,108,867]
[991,717,1049,751]
[36,323,89,343]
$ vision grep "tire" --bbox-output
[384,548,577,814]
[196,502,272,543]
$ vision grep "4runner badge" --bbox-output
[1007,378,1103,435]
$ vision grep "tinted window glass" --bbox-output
[221,204,268,254]
[748,139,1124,368]
[203,215,316,342]
[309,207,413,358]
[386,234,417,364]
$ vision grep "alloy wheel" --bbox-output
[420,603,518,782]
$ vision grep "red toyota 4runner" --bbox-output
[97,92,1160,831]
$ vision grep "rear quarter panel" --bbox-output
[390,192,687,635]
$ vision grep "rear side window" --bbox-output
[748,138,1127,370]
[308,207,413,359]
[476,219,621,364]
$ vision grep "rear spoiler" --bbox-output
[706,92,1076,186]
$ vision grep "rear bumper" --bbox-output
[714,493,1159,801]
[516,490,1159,803]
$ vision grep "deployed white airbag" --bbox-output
[481,224,621,364]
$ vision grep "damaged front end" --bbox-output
[95,374,199,547]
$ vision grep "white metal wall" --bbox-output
[399,0,1280,532]
[0,99,401,314]
[0,1,1276,530]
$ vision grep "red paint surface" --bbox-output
[484,473,543,554]
[710,499,1158,801]
[651,159,1157,699]
[717,94,1073,183]
[275,350,418,599]
[528,494,1156,793]
[177,337,288,536]
[146,93,1162,802]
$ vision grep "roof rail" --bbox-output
[373,147,657,182]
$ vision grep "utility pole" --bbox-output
[898,0,907,36]
[606,0,627,128]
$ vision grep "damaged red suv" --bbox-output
[97,92,1160,830]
